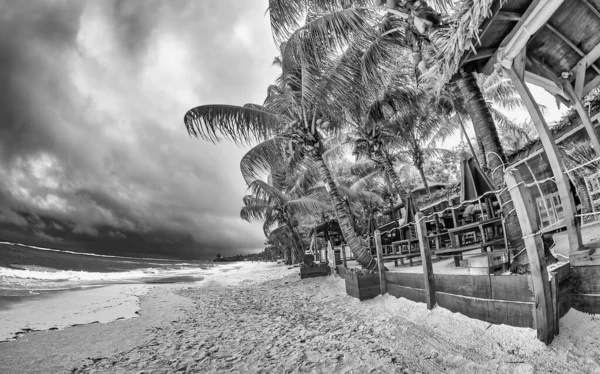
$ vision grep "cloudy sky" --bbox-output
[0,0,280,259]
[0,0,568,260]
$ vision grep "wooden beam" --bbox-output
[574,63,587,98]
[570,43,600,78]
[505,64,583,253]
[505,169,555,344]
[545,23,600,76]
[374,230,387,295]
[581,0,600,19]
[483,0,565,74]
[514,47,527,82]
[464,48,496,64]
[524,71,567,98]
[496,11,522,21]
[415,212,436,310]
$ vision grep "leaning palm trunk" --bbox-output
[456,69,524,251]
[376,152,404,196]
[313,152,378,271]
[417,166,430,195]
[287,221,305,263]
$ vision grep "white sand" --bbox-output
[1,261,599,373]
[0,284,150,341]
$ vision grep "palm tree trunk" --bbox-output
[455,68,524,251]
[417,166,430,194]
[313,151,378,271]
[376,152,404,195]
[287,222,305,263]
[455,112,480,166]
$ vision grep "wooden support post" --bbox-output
[327,241,336,276]
[550,274,560,335]
[341,245,347,268]
[505,169,555,344]
[561,79,600,157]
[374,230,387,295]
[505,64,583,254]
[415,213,436,310]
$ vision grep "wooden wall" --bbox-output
[572,265,600,314]
[344,272,381,301]
[385,272,536,328]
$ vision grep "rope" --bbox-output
[563,155,600,174]
[487,152,507,179]
[521,218,565,240]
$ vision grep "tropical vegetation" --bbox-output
[182,0,568,268]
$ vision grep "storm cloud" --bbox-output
[0,0,279,259]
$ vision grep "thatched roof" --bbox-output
[427,0,600,100]
[426,0,501,86]
[418,182,461,210]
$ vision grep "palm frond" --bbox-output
[286,197,333,216]
[184,105,283,146]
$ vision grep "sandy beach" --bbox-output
[1,262,600,373]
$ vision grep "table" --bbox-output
[442,217,508,266]
[447,217,506,250]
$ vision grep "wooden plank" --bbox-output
[345,273,358,286]
[434,274,492,299]
[357,285,382,301]
[374,230,387,295]
[506,65,583,253]
[385,272,425,289]
[496,11,522,21]
[557,279,572,319]
[550,275,559,334]
[415,212,436,309]
[571,265,600,294]
[482,0,565,75]
[356,274,381,288]
[524,71,567,98]
[437,292,535,328]
[491,275,535,302]
[581,0,600,19]
[387,284,426,304]
[504,167,555,344]
[464,48,496,64]
[572,294,600,314]
[544,23,600,76]
[337,265,347,277]
[574,63,586,99]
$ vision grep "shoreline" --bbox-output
[0,262,245,342]
[1,262,600,373]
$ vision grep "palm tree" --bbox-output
[498,119,538,154]
[239,148,333,263]
[184,33,392,270]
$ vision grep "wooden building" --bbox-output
[428,0,600,343]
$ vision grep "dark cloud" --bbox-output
[0,0,279,258]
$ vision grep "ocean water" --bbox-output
[0,241,214,297]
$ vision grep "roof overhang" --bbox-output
[458,0,600,102]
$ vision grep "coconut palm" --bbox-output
[240,145,334,263]
[185,33,393,270]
